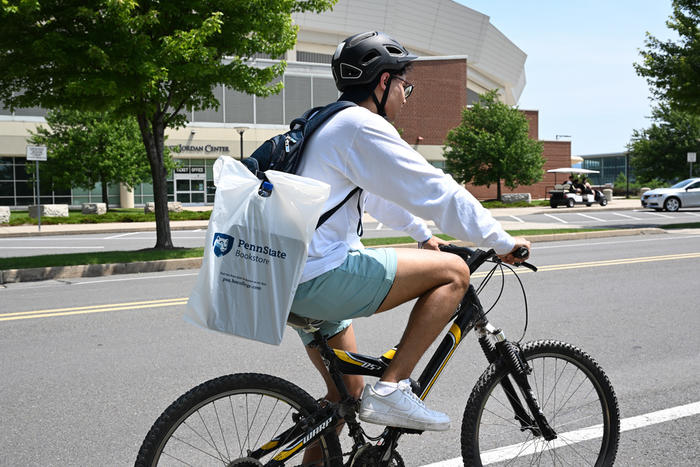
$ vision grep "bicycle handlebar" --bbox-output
[439,244,538,273]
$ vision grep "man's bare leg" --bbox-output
[302,325,364,465]
[375,248,470,383]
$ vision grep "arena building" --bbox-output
[0,0,570,208]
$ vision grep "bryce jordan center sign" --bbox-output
[167,143,231,155]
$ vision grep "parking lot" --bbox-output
[494,207,700,229]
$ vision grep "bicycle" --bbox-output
[135,244,620,466]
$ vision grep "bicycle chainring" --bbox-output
[350,444,404,467]
[227,458,263,467]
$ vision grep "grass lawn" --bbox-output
[7,208,211,226]
[6,200,555,226]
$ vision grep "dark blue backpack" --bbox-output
[242,101,363,232]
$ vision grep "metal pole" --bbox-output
[239,133,244,161]
[36,160,41,232]
[625,153,630,199]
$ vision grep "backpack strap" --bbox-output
[316,187,363,233]
[289,101,357,175]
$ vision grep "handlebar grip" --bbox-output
[513,246,529,259]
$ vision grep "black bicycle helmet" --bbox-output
[332,31,417,117]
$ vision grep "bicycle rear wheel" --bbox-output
[136,373,342,466]
[462,340,619,466]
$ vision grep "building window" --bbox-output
[0,157,70,207]
[297,51,333,64]
[284,76,312,124]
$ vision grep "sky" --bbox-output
[454,0,677,156]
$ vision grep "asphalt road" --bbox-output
[1,232,700,465]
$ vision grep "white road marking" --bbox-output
[647,211,673,218]
[421,401,700,466]
[104,232,138,239]
[509,215,525,223]
[376,222,384,230]
[577,213,606,222]
[543,214,568,224]
[612,212,642,220]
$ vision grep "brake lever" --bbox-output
[513,246,538,272]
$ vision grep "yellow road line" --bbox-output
[471,251,700,278]
[0,298,188,322]
[3,252,699,323]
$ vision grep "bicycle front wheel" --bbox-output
[136,373,342,466]
[462,340,620,466]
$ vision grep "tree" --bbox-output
[28,108,173,209]
[0,0,335,248]
[635,0,700,115]
[627,103,700,182]
[444,90,545,201]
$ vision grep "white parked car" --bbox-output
[641,178,700,212]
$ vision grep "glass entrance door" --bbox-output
[174,167,206,204]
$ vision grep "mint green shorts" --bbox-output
[290,248,397,345]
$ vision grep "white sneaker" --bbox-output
[358,380,450,431]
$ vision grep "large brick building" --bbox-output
[1,0,566,207]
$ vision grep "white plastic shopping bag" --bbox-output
[184,156,330,345]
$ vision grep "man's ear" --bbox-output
[379,72,391,90]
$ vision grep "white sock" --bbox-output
[373,380,398,396]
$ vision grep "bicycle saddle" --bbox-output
[286,313,326,333]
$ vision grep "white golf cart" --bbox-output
[547,168,608,208]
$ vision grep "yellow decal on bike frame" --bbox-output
[272,441,304,460]
[333,349,365,367]
[420,323,462,399]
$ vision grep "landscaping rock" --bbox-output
[0,206,9,224]
[28,204,69,218]
[81,202,107,215]
[501,193,531,204]
[168,201,183,212]
[603,188,613,201]
[144,201,183,213]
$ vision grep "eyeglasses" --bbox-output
[391,75,414,99]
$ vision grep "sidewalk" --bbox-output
[0,198,644,238]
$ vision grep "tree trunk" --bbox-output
[137,112,173,249]
[496,179,502,202]
[100,174,109,210]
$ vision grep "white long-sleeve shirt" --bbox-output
[297,105,515,282]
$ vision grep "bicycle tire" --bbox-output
[135,373,343,467]
[461,340,620,466]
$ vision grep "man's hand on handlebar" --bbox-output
[498,237,531,265]
[418,235,451,251]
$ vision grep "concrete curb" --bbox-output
[0,257,202,284]
[0,227,667,285]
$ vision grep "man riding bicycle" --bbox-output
[290,31,530,433]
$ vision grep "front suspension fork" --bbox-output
[477,323,557,440]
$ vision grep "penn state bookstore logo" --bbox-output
[212,233,234,257]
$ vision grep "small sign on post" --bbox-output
[26,145,48,231]
[689,152,697,178]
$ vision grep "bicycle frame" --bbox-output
[261,247,555,465]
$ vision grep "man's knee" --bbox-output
[445,255,470,291]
